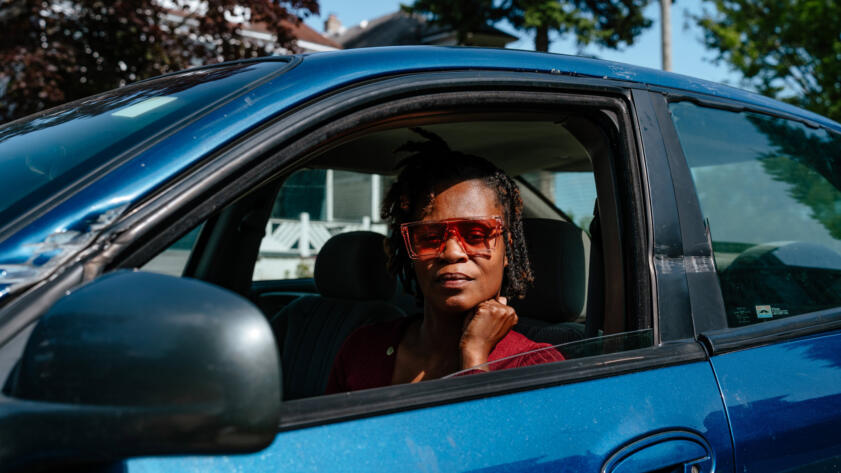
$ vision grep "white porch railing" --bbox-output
[259,212,387,257]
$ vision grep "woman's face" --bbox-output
[412,179,506,315]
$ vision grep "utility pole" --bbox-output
[661,0,672,71]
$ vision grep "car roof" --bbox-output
[290,46,839,132]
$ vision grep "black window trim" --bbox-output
[632,89,699,341]
[642,91,729,338]
[650,85,840,135]
[700,309,841,355]
[2,70,667,429]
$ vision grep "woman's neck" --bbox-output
[416,304,467,359]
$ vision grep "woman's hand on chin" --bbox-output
[459,297,518,370]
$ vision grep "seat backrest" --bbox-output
[511,218,592,345]
[584,206,604,338]
[270,231,406,400]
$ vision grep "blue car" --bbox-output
[0,46,839,473]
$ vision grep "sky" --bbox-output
[304,1,744,88]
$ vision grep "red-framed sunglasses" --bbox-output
[400,216,504,260]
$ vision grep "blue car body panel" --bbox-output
[126,361,733,472]
[2,46,839,300]
[709,330,841,471]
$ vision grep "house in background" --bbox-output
[323,11,517,49]
[238,17,341,53]
[160,5,341,54]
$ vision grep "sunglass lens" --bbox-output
[409,223,446,256]
[454,220,497,251]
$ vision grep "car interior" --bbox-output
[141,108,654,401]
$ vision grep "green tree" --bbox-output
[696,0,841,122]
[402,0,507,45]
[0,0,319,123]
[750,114,841,240]
[405,0,652,52]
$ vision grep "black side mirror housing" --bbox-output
[4,271,280,471]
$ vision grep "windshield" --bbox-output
[0,60,287,229]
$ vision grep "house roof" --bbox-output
[249,18,342,50]
[162,8,341,51]
[335,10,517,49]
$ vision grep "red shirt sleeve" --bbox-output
[512,343,565,368]
[453,330,565,376]
[486,330,565,371]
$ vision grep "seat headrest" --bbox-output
[314,231,396,300]
[511,218,590,323]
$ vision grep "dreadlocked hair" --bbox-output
[381,128,534,303]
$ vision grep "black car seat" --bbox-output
[511,218,599,345]
[584,205,605,338]
[269,231,406,400]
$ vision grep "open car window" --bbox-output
[248,113,649,399]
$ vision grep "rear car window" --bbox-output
[0,60,287,229]
[670,102,841,327]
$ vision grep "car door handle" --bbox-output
[602,430,715,473]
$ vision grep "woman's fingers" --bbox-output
[475,298,517,331]
[459,298,519,369]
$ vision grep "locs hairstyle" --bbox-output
[381,128,534,302]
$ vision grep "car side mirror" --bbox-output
[4,271,280,471]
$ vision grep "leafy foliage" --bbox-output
[403,0,507,45]
[751,114,841,240]
[696,0,841,122]
[405,0,652,52]
[0,0,319,123]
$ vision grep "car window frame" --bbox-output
[2,70,688,431]
[648,88,841,354]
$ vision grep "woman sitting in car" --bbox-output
[326,130,564,393]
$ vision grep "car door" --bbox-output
[0,60,734,472]
[118,77,734,472]
[661,94,841,471]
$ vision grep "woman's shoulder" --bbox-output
[488,329,565,367]
[492,329,552,355]
[326,315,417,394]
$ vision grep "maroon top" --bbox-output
[325,316,565,394]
